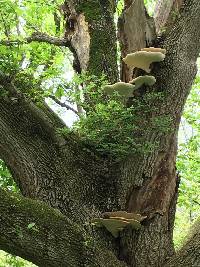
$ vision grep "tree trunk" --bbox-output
[0,0,200,266]
[62,0,118,82]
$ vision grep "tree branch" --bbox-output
[0,188,127,267]
[0,29,81,82]
[0,75,78,198]
[154,0,184,34]
[48,94,80,116]
[0,74,119,213]
[0,188,85,267]
[0,32,71,47]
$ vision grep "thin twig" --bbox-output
[49,95,79,116]
[193,200,200,206]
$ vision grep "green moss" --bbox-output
[88,26,118,82]
[77,0,118,83]
[78,0,114,21]
[0,188,74,236]
[0,189,89,266]
[78,1,102,21]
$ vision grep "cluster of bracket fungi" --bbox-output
[103,47,166,98]
[92,211,147,237]
[93,47,166,237]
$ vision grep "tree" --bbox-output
[0,0,200,266]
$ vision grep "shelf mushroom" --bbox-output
[92,211,147,238]
[103,82,135,97]
[141,47,166,54]
[129,75,156,89]
[123,50,165,73]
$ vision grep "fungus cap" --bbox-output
[92,218,129,237]
[141,47,166,54]
[129,75,156,89]
[92,217,142,237]
[104,82,135,97]
[102,211,147,221]
[123,51,165,73]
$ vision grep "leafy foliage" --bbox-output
[67,73,172,158]
[144,0,156,15]
[0,250,36,267]
[175,71,200,248]
[0,0,72,103]
[177,75,200,214]
[0,160,18,192]
[116,0,124,16]
[173,207,193,249]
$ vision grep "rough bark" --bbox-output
[0,73,122,217]
[0,188,127,267]
[118,0,146,82]
[0,0,200,266]
[115,0,200,224]
[0,188,85,267]
[62,0,118,82]
[0,32,71,47]
[115,0,200,265]
[154,0,184,34]
[119,173,180,267]
[118,0,156,82]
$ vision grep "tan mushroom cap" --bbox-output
[92,217,142,237]
[129,75,156,89]
[141,47,166,54]
[104,82,135,97]
[123,51,165,73]
[102,211,147,222]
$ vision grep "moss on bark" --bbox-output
[77,0,118,82]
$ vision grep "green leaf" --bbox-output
[27,223,36,230]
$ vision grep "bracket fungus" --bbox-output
[102,211,147,221]
[103,47,165,98]
[141,47,166,54]
[103,82,135,97]
[129,75,156,89]
[92,211,147,238]
[123,51,165,73]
